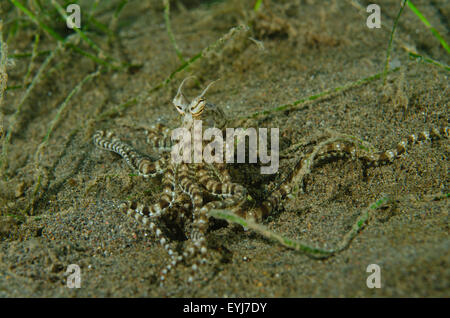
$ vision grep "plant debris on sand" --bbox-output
[0,0,448,297]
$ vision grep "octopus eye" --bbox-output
[190,98,205,117]
[175,105,185,115]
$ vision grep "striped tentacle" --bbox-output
[188,171,247,283]
[315,127,449,165]
[253,126,448,222]
[146,123,173,152]
[177,164,205,248]
[93,130,166,177]
[253,184,291,222]
[119,163,178,219]
[118,201,181,283]
[178,164,204,211]
[118,164,184,283]
[206,162,232,184]
[174,164,206,283]
[358,126,448,165]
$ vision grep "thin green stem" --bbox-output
[110,0,128,32]
[246,67,400,119]
[209,195,390,258]
[406,0,450,53]
[10,0,118,69]
[408,52,450,71]
[9,50,51,59]
[36,70,100,159]
[30,69,100,215]
[23,33,40,85]
[10,0,64,41]
[253,0,263,12]
[383,0,406,85]
[0,20,8,146]
[1,45,60,178]
[163,0,185,63]
[0,21,8,107]
[51,0,102,54]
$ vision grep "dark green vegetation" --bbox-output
[0,0,448,297]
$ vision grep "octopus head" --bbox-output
[172,77,218,129]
